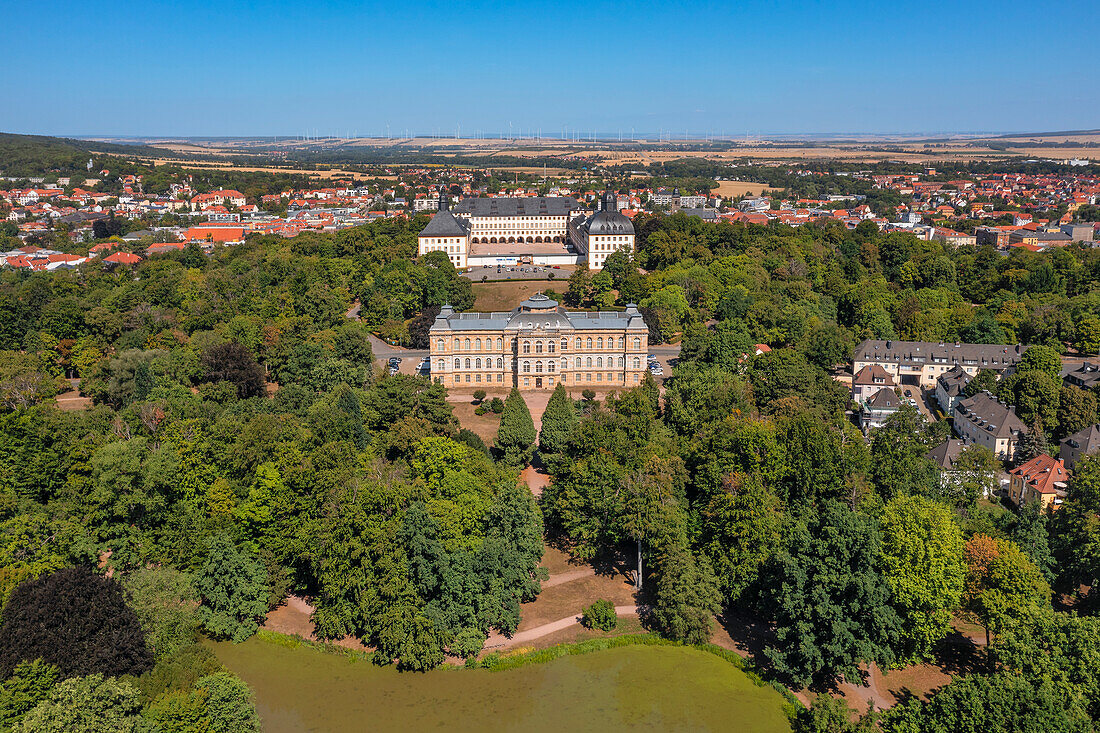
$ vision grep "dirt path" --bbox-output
[520,465,550,497]
[839,663,894,712]
[486,605,641,649]
[540,567,595,588]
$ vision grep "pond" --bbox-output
[211,637,792,732]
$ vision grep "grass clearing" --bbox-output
[212,636,792,732]
[471,280,556,311]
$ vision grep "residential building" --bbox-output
[932,228,977,247]
[952,391,1025,460]
[853,340,1027,389]
[859,388,900,434]
[1064,362,1100,390]
[428,293,648,392]
[1060,424,1100,472]
[1008,454,1068,510]
[934,365,971,415]
[852,364,895,403]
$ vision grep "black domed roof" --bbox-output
[586,209,633,235]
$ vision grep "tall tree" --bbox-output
[200,342,265,399]
[0,567,152,679]
[495,389,535,468]
[651,540,721,645]
[538,383,578,456]
[195,534,268,643]
[760,502,901,688]
[879,495,965,662]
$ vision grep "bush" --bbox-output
[581,599,618,631]
[475,405,487,415]
[473,389,486,403]
[489,397,504,414]
[582,389,596,402]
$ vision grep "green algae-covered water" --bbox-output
[211,638,791,733]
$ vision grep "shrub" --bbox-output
[582,389,596,402]
[581,599,618,631]
[475,405,487,415]
[489,397,504,414]
[473,389,486,403]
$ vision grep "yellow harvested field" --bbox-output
[147,159,395,180]
[714,180,780,198]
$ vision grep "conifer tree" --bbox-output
[495,388,535,467]
[1016,420,1051,464]
[539,383,578,455]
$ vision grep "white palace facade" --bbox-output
[417,191,635,270]
[429,293,649,391]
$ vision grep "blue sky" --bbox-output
[2,0,1097,137]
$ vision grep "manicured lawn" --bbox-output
[211,637,791,733]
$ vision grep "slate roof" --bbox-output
[430,297,647,333]
[925,438,968,470]
[955,391,1025,439]
[866,389,899,409]
[854,339,1026,370]
[451,197,579,218]
[419,210,469,237]
[936,365,971,396]
[1061,423,1100,454]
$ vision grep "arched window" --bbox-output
[436,338,444,351]
[496,358,503,369]
[575,357,581,368]
[633,357,640,369]
[633,338,641,350]
[454,337,461,349]
[597,337,604,349]
[522,361,531,373]
[535,361,544,373]
[464,358,471,369]
[496,338,503,350]
[535,341,543,354]
[548,341,555,353]
[437,360,444,371]
[561,339,568,352]
[464,338,471,350]
[586,357,592,368]
[549,361,556,372]
[522,342,531,355]
[561,358,568,370]
[475,339,482,351]
[586,337,593,349]
[475,358,482,369]
[575,337,582,349]
[617,357,624,367]
[597,357,603,368]
[617,337,624,349]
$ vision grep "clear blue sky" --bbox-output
[2,0,1097,137]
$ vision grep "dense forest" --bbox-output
[3,210,1100,730]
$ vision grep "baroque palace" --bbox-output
[417,191,635,270]
[429,293,649,391]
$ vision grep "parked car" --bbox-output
[648,364,663,376]
[647,354,657,361]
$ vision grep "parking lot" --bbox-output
[461,264,575,282]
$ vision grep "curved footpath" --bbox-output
[486,605,642,649]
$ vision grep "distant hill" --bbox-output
[0,132,171,178]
